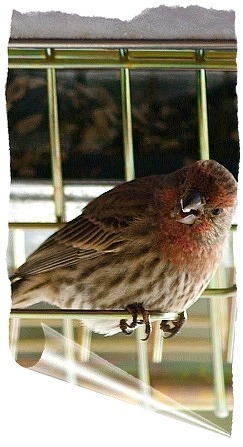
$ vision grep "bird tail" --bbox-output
[10,275,48,309]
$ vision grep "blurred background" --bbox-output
[7,68,239,180]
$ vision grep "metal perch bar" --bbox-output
[10,310,178,321]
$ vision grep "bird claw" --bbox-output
[119,303,152,341]
[119,319,134,335]
[120,307,186,340]
[160,310,187,338]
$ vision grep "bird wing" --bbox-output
[11,176,160,279]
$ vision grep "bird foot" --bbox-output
[120,303,152,341]
[160,311,187,338]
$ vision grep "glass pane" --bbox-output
[7,69,239,182]
[207,71,239,179]
[130,70,199,176]
[6,69,51,179]
[57,70,124,180]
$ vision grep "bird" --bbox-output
[10,159,237,340]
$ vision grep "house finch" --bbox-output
[11,160,237,340]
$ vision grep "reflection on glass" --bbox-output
[7,69,50,178]
[130,70,198,176]
[7,69,239,181]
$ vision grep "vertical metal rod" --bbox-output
[209,295,229,417]
[12,229,26,268]
[120,50,151,397]
[46,49,65,223]
[136,327,151,407]
[120,49,136,181]
[227,231,237,363]
[196,50,210,160]
[10,229,27,360]
[197,50,228,416]
[63,319,77,385]
[226,296,237,363]
[209,265,228,417]
[152,321,164,363]
[79,325,92,362]
[9,318,20,361]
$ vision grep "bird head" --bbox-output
[172,160,237,227]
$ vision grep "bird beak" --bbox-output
[181,191,205,213]
[176,191,205,225]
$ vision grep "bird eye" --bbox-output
[212,208,223,216]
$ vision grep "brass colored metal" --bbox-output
[210,296,229,417]
[120,49,136,181]
[196,50,210,160]
[8,38,237,50]
[10,309,178,320]
[201,285,237,298]
[8,47,237,70]
[46,49,65,223]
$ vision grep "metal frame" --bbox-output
[8,41,238,416]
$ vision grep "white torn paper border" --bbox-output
[1,1,243,446]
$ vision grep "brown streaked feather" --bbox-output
[10,175,164,280]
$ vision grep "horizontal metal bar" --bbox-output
[9,222,62,230]
[9,309,177,320]
[201,285,236,298]
[8,48,236,60]
[8,47,236,70]
[8,39,237,50]
[8,181,116,224]
[8,59,236,70]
